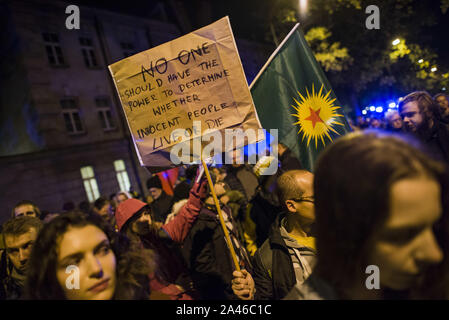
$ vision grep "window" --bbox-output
[79,37,98,67]
[61,98,84,134]
[95,97,116,130]
[114,160,131,192]
[120,42,136,58]
[80,166,100,202]
[42,32,65,66]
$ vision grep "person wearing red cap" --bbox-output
[115,170,208,300]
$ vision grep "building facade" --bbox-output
[0,0,271,223]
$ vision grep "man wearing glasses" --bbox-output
[232,170,316,300]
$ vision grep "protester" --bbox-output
[11,200,41,219]
[115,191,132,205]
[399,91,449,163]
[285,131,448,299]
[249,142,304,249]
[385,109,403,132]
[434,93,449,123]
[146,175,175,223]
[1,216,43,299]
[369,118,382,129]
[164,180,193,224]
[115,170,208,300]
[182,172,253,300]
[93,197,115,227]
[241,170,317,300]
[25,212,153,300]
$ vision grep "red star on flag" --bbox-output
[305,107,324,128]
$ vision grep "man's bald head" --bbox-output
[277,170,314,204]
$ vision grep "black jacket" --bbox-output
[250,148,303,247]
[417,120,449,164]
[252,213,296,300]
[150,191,174,222]
[182,205,251,300]
[0,251,23,300]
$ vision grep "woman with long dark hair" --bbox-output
[25,212,154,300]
[286,130,449,299]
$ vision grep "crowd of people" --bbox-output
[0,90,448,300]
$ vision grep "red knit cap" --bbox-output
[115,198,147,231]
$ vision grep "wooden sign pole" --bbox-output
[201,159,241,272]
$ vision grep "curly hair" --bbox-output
[24,211,154,300]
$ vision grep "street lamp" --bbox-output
[299,0,308,14]
[298,0,308,20]
[418,59,424,64]
[392,39,400,46]
[431,67,437,72]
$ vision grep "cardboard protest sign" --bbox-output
[108,16,262,173]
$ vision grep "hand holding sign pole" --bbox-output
[201,157,241,272]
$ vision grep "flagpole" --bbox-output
[249,23,301,90]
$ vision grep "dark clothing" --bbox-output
[147,182,205,299]
[150,191,174,222]
[0,251,23,300]
[142,230,196,300]
[224,165,259,204]
[182,205,252,300]
[421,121,449,164]
[250,148,303,247]
[252,213,316,300]
[284,273,337,300]
[279,148,303,171]
[250,193,281,247]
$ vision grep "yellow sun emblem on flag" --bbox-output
[291,84,344,148]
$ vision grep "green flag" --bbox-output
[250,24,352,172]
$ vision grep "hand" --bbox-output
[191,167,208,200]
[154,221,163,230]
[220,195,230,205]
[232,269,255,300]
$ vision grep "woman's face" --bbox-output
[56,225,117,300]
[368,177,443,290]
[116,194,128,204]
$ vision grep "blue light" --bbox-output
[362,110,367,115]
[370,106,376,111]
[388,102,396,108]
[376,107,383,113]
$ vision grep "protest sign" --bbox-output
[109,16,262,173]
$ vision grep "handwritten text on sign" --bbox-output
[115,41,240,153]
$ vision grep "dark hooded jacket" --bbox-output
[182,204,252,300]
[252,213,316,300]
[150,191,175,223]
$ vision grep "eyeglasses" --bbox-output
[291,197,315,204]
